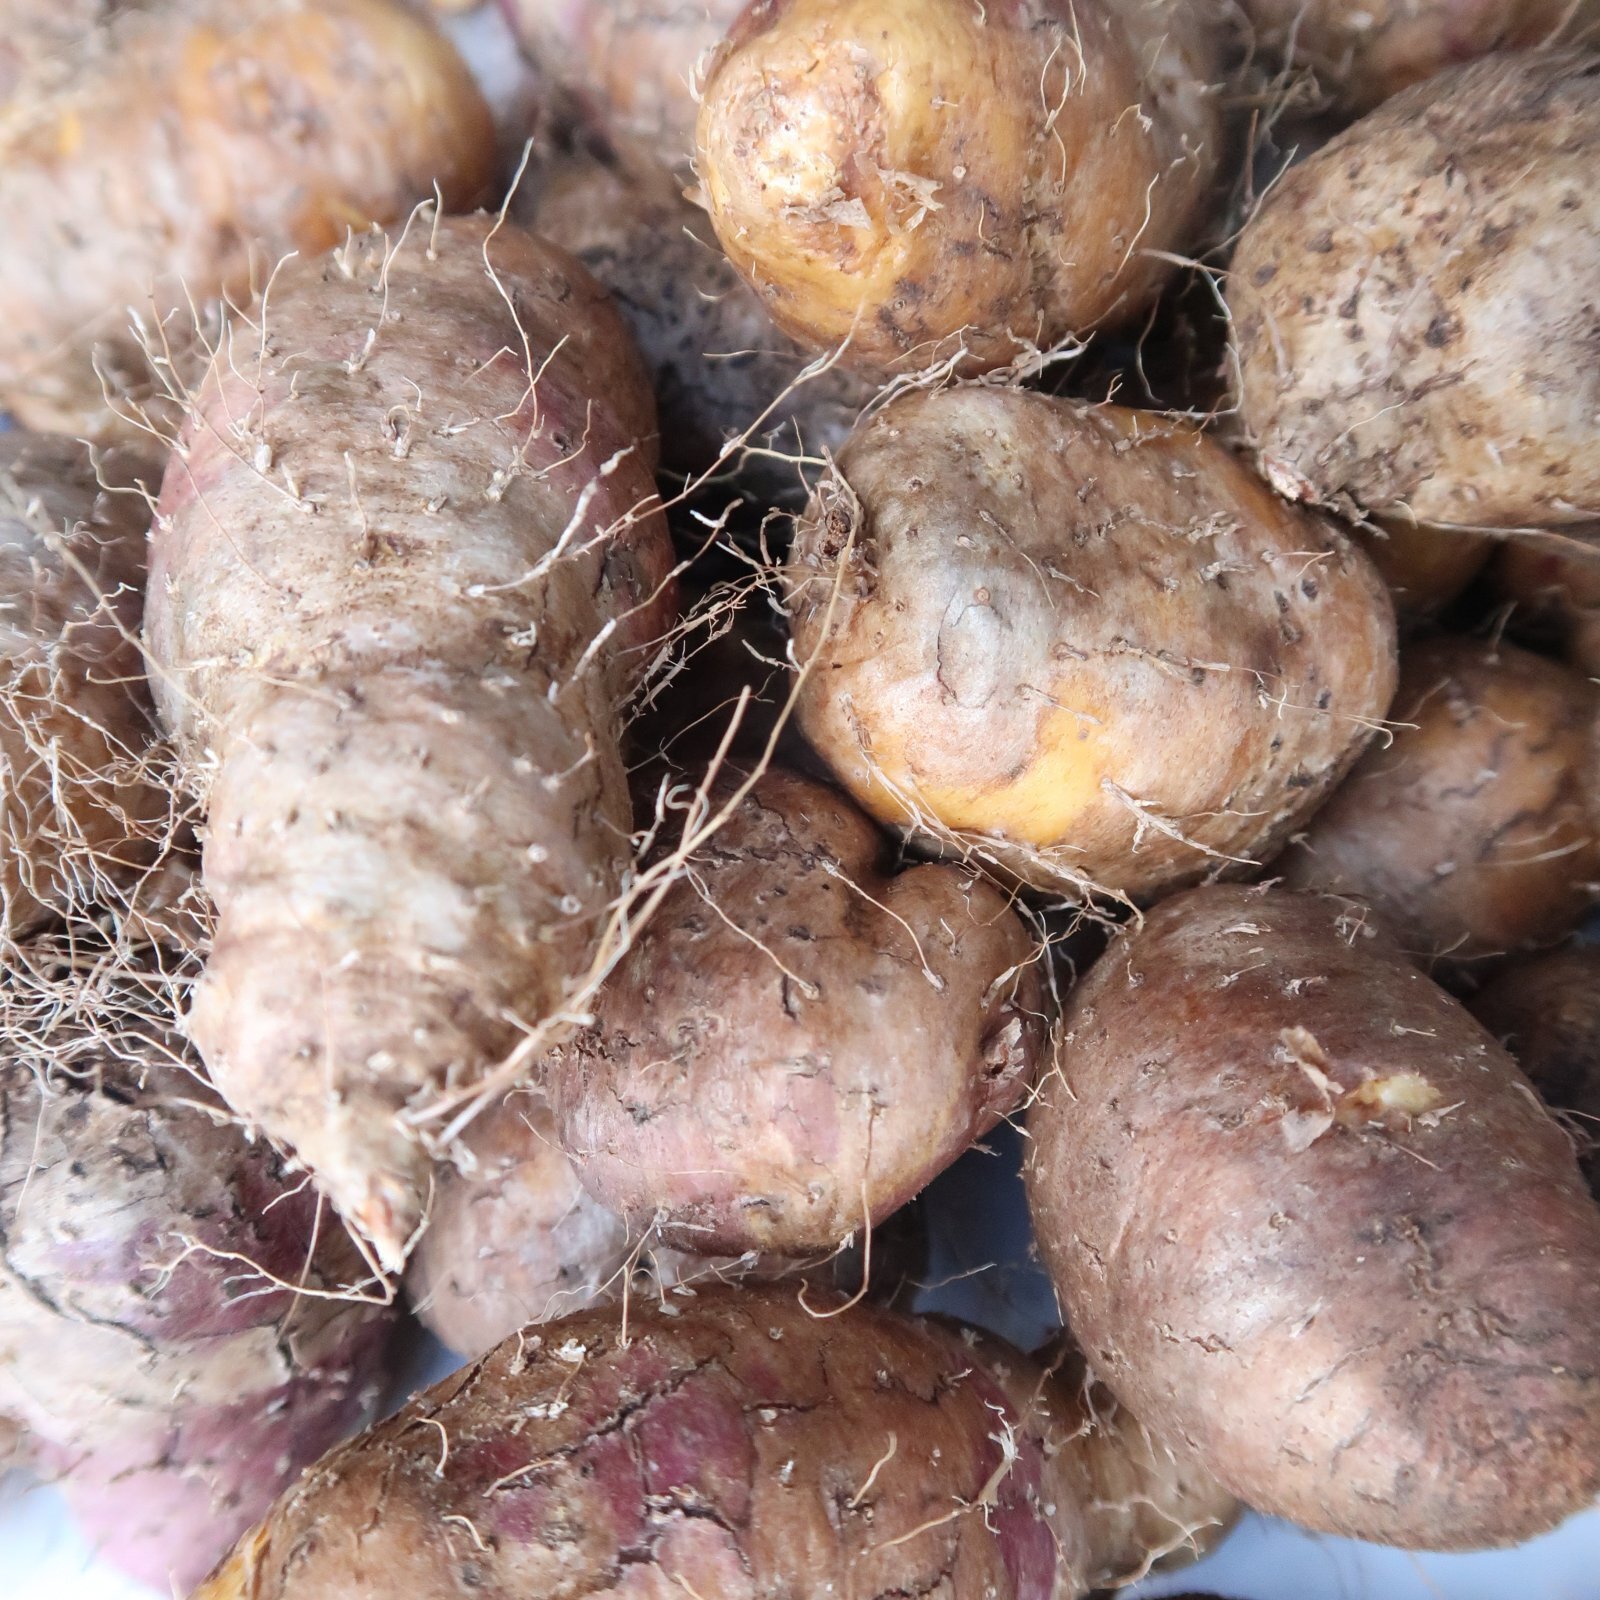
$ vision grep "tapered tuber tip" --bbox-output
[351,1172,424,1278]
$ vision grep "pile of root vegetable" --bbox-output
[2,0,1600,1595]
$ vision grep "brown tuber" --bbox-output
[145,215,678,1270]
[1279,635,1600,966]
[786,386,1398,901]
[0,431,165,936]
[1230,51,1600,532]
[1234,0,1600,112]
[0,943,395,1593]
[547,766,1047,1255]
[193,1287,1235,1600]
[0,0,495,437]
[694,0,1223,377]
[1027,883,1600,1549]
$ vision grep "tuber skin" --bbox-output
[194,1287,1235,1600]
[524,148,874,509]
[0,431,165,936]
[1229,51,1600,532]
[1354,520,1492,624]
[406,1088,700,1356]
[499,0,743,174]
[1494,537,1600,676]
[694,0,1223,377]
[1278,635,1600,966]
[0,0,495,439]
[0,962,395,1593]
[1235,0,1600,112]
[145,214,678,1271]
[1026,883,1600,1549]
[547,766,1047,1255]
[1471,944,1600,1189]
[786,387,1398,901]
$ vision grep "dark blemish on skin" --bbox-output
[1425,314,1461,349]
[1308,232,1334,255]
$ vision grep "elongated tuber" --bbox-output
[146,215,678,1269]
[1027,884,1600,1548]
[195,1287,1234,1599]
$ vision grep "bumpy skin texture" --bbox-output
[1237,0,1600,111]
[695,0,1222,377]
[0,1014,393,1592]
[547,767,1046,1254]
[1471,945,1600,1189]
[0,0,495,438]
[1496,538,1600,675]
[407,1089,680,1355]
[1355,520,1491,622]
[525,150,873,509]
[787,388,1398,900]
[146,216,678,1270]
[195,1288,1234,1600]
[1027,884,1600,1549]
[1280,636,1600,965]
[0,434,167,934]
[1230,52,1600,531]
[501,0,741,172]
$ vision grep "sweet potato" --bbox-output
[694,0,1223,377]
[0,431,166,935]
[786,387,1398,900]
[1230,51,1600,532]
[406,1088,693,1355]
[1026,883,1600,1548]
[1471,944,1600,1186]
[0,0,495,438]
[194,1287,1234,1599]
[1279,635,1600,965]
[145,214,678,1270]
[547,766,1045,1254]
[524,149,873,508]
[1236,0,1599,111]
[0,942,395,1592]
[1494,537,1600,675]
[500,0,741,173]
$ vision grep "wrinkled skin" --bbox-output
[195,1288,1234,1600]
[1471,944,1600,1189]
[500,0,741,173]
[0,992,393,1592]
[787,387,1398,900]
[548,767,1046,1254]
[525,149,874,509]
[1355,519,1491,623]
[1495,536,1600,675]
[0,0,495,438]
[407,1089,697,1356]
[146,217,677,1270]
[1237,0,1600,111]
[695,0,1222,377]
[1027,884,1600,1549]
[0,433,167,935]
[1230,52,1600,531]
[1279,636,1600,966]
